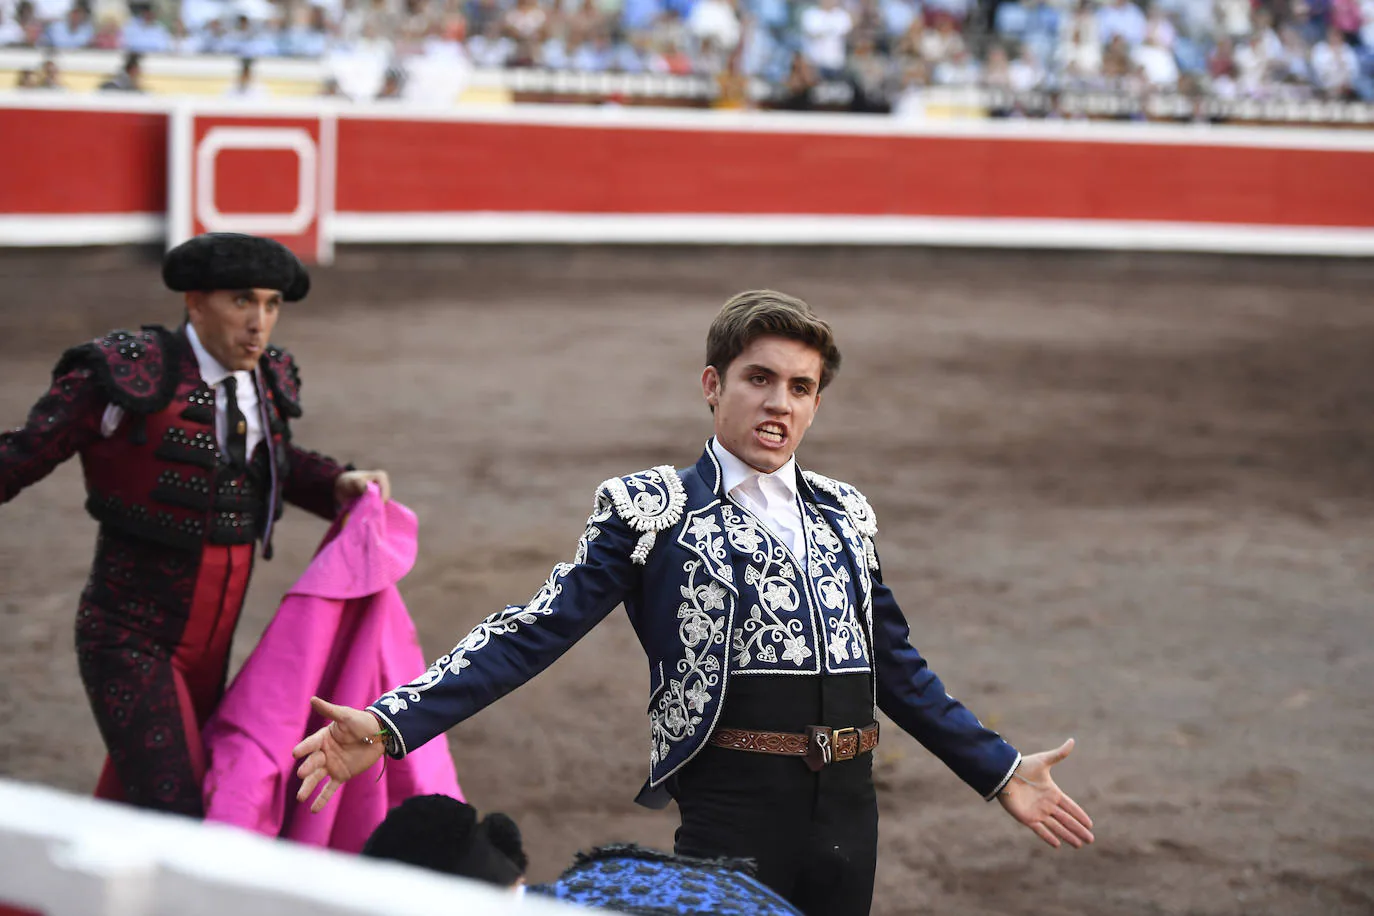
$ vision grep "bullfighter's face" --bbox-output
[185,287,282,371]
[702,334,823,474]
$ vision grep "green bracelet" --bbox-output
[361,726,391,746]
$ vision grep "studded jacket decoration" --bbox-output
[1,325,346,551]
[54,326,181,414]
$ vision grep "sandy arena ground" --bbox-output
[1,245,1372,915]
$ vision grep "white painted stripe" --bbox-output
[0,214,164,246]
[8,211,1373,256]
[330,212,1374,256]
[333,105,1374,150]
[166,102,195,250]
[319,111,338,265]
[0,89,176,114]
[4,93,1374,151]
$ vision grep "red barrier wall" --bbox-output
[334,118,1374,227]
[1,107,166,214]
[4,98,1374,256]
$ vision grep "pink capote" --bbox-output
[202,484,462,852]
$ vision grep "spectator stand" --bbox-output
[3,0,1374,120]
[3,46,1374,124]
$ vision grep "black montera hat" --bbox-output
[361,794,526,887]
[162,232,310,301]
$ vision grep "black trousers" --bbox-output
[672,745,879,916]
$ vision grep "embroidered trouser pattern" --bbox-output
[75,528,253,816]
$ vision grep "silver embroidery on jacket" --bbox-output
[804,511,868,670]
[803,470,880,573]
[374,491,614,716]
[648,557,728,768]
[600,466,687,565]
[727,505,814,670]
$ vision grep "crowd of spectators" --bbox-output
[5,0,1373,107]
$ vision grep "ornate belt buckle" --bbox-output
[831,727,860,761]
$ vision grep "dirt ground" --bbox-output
[1,245,1372,915]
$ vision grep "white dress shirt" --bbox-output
[100,324,265,462]
[712,438,806,560]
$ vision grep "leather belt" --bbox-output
[708,722,880,772]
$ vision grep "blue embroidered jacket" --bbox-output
[369,443,1020,805]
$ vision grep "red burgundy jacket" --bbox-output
[1,325,345,553]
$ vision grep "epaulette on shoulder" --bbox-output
[803,470,880,571]
[802,470,877,537]
[596,465,686,565]
[54,325,178,413]
[259,344,303,418]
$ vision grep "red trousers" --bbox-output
[80,529,254,816]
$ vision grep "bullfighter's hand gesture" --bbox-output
[292,696,387,813]
[996,738,1095,849]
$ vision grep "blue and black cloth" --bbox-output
[531,844,803,916]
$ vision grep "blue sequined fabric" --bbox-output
[530,844,803,915]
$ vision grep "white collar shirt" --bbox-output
[186,322,264,460]
[712,437,806,560]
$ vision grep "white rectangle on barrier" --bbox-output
[0,215,164,247]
